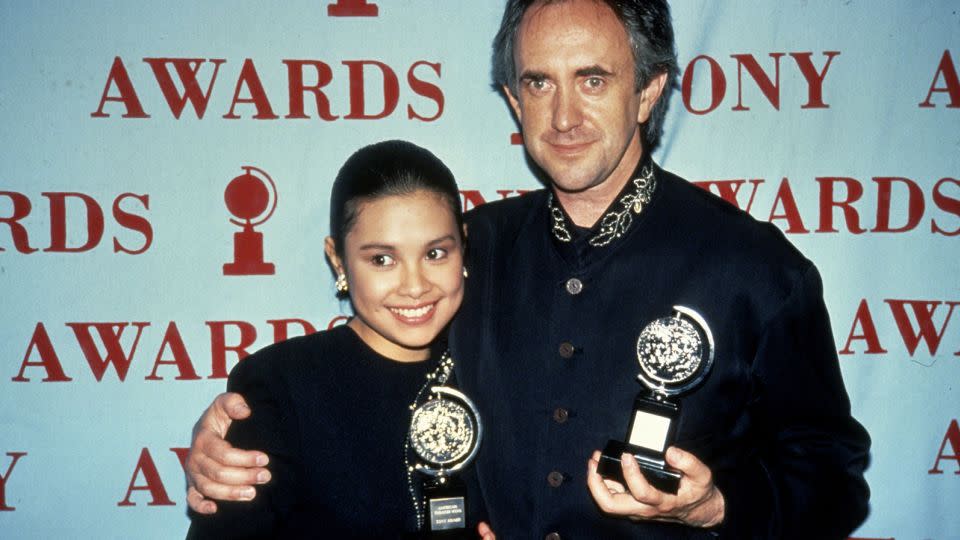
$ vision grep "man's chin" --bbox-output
[546,172,605,195]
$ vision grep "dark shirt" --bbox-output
[451,160,871,539]
[187,325,433,539]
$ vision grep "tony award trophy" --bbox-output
[597,306,714,494]
[407,374,482,537]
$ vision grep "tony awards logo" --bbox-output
[222,166,277,276]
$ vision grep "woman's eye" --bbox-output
[426,248,448,261]
[371,254,395,266]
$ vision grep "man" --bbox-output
[186,1,870,538]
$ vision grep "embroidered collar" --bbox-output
[548,162,657,247]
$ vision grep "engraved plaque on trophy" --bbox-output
[408,386,482,535]
[597,306,714,494]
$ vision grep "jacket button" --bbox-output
[558,342,575,358]
[547,470,564,487]
[553,408,569,423]
[565,278,583,295]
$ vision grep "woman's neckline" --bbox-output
[339,321,434,366]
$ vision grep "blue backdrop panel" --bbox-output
[1,1,957,538]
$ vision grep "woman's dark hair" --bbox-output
[329,140,464,257]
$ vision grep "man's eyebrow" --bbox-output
[575,65,615,78]
[519,70,549,82]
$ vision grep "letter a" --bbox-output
[919,50,960,108]
[91,57,150,118]
[929,419,960,474]
[839,299,887,355]
[12,323,72,382]
[117,448,175,506]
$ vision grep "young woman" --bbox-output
[187,140,490,538]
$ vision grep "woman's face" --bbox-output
[327,190,465,362]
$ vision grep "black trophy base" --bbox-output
[597,439,682,494]
[400,477,470,539]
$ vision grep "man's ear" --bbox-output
[636,71,668,124]
[503,84,522,122]
[324,236,344,275]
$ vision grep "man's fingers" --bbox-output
[187,412,269,502]
[586,451,621,512]
[589,449,723,526]
[588,451,661,520]
[477,521,496,540]
[186,486,218,514]
[185,393,262,508]
[217,392,252,421]
[194,473,257,502]
[198,433,269,469]
[195,449,269,487]
[665,446,710,485]
[663,447,725,527]
[620,453,664,507]
[216,443,269,469]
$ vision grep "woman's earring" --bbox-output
[462,266,469,278]
[335,273,349,293]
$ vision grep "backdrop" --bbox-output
[2,1,958,538]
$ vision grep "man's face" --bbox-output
[505,0,664,196]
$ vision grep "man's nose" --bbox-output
[551,86,583,132]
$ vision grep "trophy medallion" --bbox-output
[597,306,714,494]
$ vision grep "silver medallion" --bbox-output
[636,305,715,396]
[408,386,482,476]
